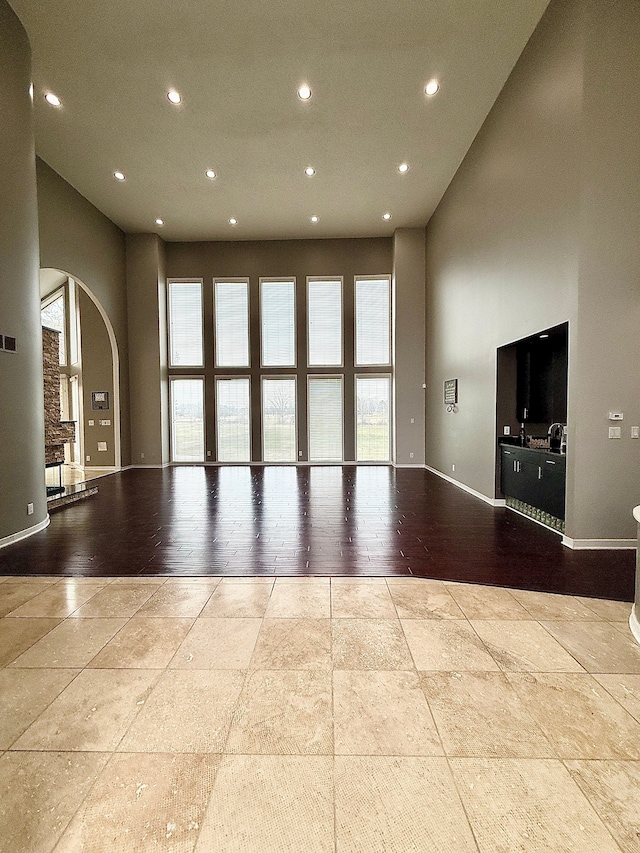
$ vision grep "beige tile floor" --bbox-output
[0,575,639,852]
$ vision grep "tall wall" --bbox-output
[126,233,169,467]
[36,159,131,465]
[425,0,640,542]
[393,229,426,466]
[0,1,47,544]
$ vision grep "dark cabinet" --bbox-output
[500,446,565,520]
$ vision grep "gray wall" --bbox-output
[126,233,169,466]
[0,1,47,542]
[79,288,116,467]
[425,0,640,541]
[393,229,426,466]
[36,159,131,465]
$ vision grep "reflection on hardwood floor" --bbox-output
[0,467,634,600]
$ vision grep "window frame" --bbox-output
[167,278,204,369]
[213,277,250,368]
[259,277,297,369]
[261,375,298,463]
[306,276,344,368]
[215,375,252,463]
[354,275,392,367]
[307,374,345,462]
[169,375,206,463]
[355,373,392,463]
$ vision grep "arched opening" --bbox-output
[40,269,121,492]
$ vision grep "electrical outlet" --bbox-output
[86,455,91,462]
[88,419,95,426]
[207,450,212,457]
[141,452,145,459]
[298,450,303,457]
[631,426,640,439]
[409,452,414,459]
[410,417,415,424]
[27,502,34,516]
[503,426,511,436]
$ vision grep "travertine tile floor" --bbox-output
[0,575,639,852]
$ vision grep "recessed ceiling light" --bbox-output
[305,166,316,177]
[298,85,312,101]
[114,171,125,181]
[310,215,319,223]
[539,333,549,339]
[425,80,440,96]
[45,92,61,107]
[229,217,238,225]
[398,162,409,173]
[155,218,164,226]
[205,169,217,179]
[382,213,392,221]
[167,90,181,104]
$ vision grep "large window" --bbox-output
[308,377,343,461]
[215,280,249,367]
[170,378,205,462]
[169,280,203,367]
[41,291,67,365]
[356,375,391,461]
[261,279,296,366]
[216,378,251,462]
[168,273,392,463]
[307,278,342,366]
[355,277,391,366]
[262,378,297,462]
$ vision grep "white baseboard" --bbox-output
[0,516,50,549]
[562,536,636,550]
[393,463,426,469]
[424,465,501,507]
[630,606,640,646]
[129,463,171,469]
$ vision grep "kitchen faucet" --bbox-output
[548,422,566,452]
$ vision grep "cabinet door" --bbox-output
[538,461,566,519]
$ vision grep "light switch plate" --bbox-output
[503,426,511,435]
[609,426,622,439]
[631,426,639,439]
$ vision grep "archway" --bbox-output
[40,269,122,479]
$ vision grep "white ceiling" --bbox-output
[11,0,549,242]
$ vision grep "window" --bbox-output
[170,378,205,462]
[355,277,391,366]
[262,378,297,462]
[356,375,391,461]
[169,280,203,367]
[216,378,251,462]
[41,291,66,365]
[308,376,343,461]
[261,279,295,366]
[215,280,249,367]
[307,278,342,366]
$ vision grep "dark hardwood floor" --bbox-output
[0,466,634,600]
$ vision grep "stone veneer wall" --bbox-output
[42,326,74,464]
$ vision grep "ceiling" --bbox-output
[11,0,550,242]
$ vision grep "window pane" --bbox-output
[171,379,205,462]
[262,378,297,462]
[308,279,342,366]
[355,277,391,365]
[261,280,295,366]
[169,281,203,366]
[356,376,391,461]
[216,378,251,462]
[308,377,343,461]
[41,293,66,365]
[215,281,249,367]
